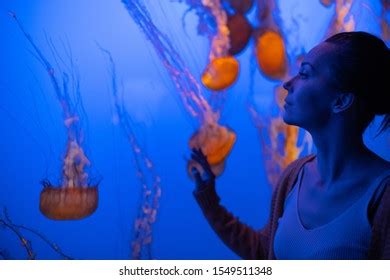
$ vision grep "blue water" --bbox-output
[0,0,388,260]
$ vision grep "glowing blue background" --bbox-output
[0,0,388,259]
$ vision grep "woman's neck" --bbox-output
[310,125,372,185]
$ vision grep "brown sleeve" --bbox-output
[193,186,271,259]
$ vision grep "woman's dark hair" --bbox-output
[324,31,390,134]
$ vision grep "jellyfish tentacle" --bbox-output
[12,14,98,220]
[0,208,72,259]
[100,47,162,260]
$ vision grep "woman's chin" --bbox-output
[282,115,302,128]
[282,112,293,125]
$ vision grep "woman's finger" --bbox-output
[194,148,207,161]
[191,149,216,177]
[191,154,213,177]
[191,148,202,161]
[191,151,208,166]
[191,167,204,188]
[191,149,209,165]
[191,149,217,181]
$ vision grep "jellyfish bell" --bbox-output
[187,159,225,180]
[255,29,288,80]
[189,122,236,165]
[225,0,254,14]
[40,183,98,220]
[227,13,253,55]
[201,56,239,91]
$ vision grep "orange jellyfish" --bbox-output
[253,0,288,80]
[188,122,236,174]
[12,14,98,220]
[227,13,253,55]
[255,29,288,80]
[189,123,236,165]
[201,56,239,91]
[40,140,98,220]
[200,0,241,91]
[178,1,244,90]
[40,187,97,220]
[225,0,254,14]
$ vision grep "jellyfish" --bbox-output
[11,14,98,220]
[201,56,239,91]
[39,140,97,220]
[254,0,288,80]
[227,13,253,55]
[188,121,235,178]
[196,1,253,90]
[186,119,236,179]
[188,122,236,165]
[122,0,236,179]
[99,47,162,260]
[200,0,240,91]
[255,29,288,80]
[176,1,249,90]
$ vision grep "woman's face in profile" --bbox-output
[282,42,341,131]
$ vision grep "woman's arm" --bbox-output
[191,149,271,259]
[193,185,271,259]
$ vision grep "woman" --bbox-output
[190,31,390,259]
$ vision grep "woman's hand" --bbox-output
[191,148,216,191]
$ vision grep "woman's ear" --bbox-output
[332,92,355,113]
